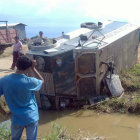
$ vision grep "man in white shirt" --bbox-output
[11,36,23,70]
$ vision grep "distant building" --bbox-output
[0,23,27,40]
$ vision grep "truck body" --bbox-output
[27,21,139,109]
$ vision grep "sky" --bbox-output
[0,0,140,23]
[0,0,140,37]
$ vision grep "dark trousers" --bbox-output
[11,51,19,69]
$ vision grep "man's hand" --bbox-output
[32,60,37,69]
[31,60,44,83]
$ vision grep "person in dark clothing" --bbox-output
[11,36,23,70]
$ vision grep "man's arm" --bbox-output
[31,60,44,83]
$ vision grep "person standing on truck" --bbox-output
[38,31,51,45]
[39,31,43,38]
[0,55,44,140]
[11,36,23,70]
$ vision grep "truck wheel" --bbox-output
[81,22,97,29]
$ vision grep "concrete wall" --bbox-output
[13,25,26,40]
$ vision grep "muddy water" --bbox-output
[37,110,140,140]
[0,108,140,139]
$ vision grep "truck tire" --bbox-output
[81,22,98,29]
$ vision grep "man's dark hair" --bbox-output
[39,31,43,34]
[15,36,19,40]
[16,56,32,71]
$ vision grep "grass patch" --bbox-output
[0,121,11,140]
[120,64,140,92]
[89,63,140,114]
[89,98,127,113]
[42,123,106,140]
[42,123,67,140]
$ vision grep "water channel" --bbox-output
[36,109,140,140]
[0,108,140,139]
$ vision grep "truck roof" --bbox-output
[27,21,139,57]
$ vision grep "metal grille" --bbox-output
[45,73,55,95]
[77,77,96,98]
[38,72,55,96]
[76,53,96,74]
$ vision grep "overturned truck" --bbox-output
[27,21,139,109]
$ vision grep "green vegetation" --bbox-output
[42,123,105,140]
[0,122,11,140]
[89,63,140,114]
[42,123,67,140]
[120,64,140,92]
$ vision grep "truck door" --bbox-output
[75,52,97,98]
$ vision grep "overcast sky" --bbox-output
[0,0,140,26]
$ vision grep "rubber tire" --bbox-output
[81,22,97,29]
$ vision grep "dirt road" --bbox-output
[0,56,13,77]
[0,45,28,77]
